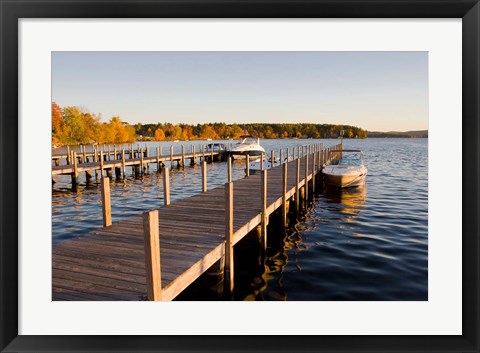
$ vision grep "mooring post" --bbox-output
[279,149,283,165]
[101,176,112,227]
[163,167,170,206]
[210,145,214,163]
[140,148,145,174]
[107,145,111,161]
[156,147,160,171]
[261,152,264,170]
[227,156,232,183]
[71,152,78,186]
[305,153,309,206]
[298,146,301,159]
[286,147,290,163]
[191,145,196,166]
[261,169,268,252]
[66,145,70,165]
[114,145,117,161]
[181,145,185,168]
[312,148,316,193]
[202,161,207,192]
[296,158,300,213]
[245,155,250,177]
[170,146,174,167]
[121,149,126,178]
[100,151,104,177]
[82,145,86,163]
[271,150,274,169]
[282,162,288,228]
[142,209,162,301]
[225,181,234,293]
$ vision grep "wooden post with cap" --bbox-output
[142,209,162,301]
[225,181,234,293]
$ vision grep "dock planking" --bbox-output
[52,143,341,301]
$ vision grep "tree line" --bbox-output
[52,103,367,145]
[137,122,367,141]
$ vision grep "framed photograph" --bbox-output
[1,0,479,352]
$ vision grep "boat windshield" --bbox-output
[331,151,364,166]
[239,137,258,145]
[338,158,362,166]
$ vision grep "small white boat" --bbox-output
[322,149,367,188]
[228,135,265,160]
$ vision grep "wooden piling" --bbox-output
[156,147,160,170]
[279,149,283,165]
[225,181,234,293]
[101,177,112,227]
[66,146,71,165]
[82,145,87,163]
[140,148,144,173]
[271,150,274,168]
[227,156,232,183]
[142,209,162,301]
[245,155,250,177]
[305,153,309,205]
[100,151,104,177]
[181,145,185,168]
[163,167,170,206]
[282,162,288,228]
[122,150,126,178]
[170,146,174,167]
[296,158,300,213]
[71,152,78,186]
[210,145,214,163]
[192,145,196,165]
[261,169,268,252]
[202,161,207,192]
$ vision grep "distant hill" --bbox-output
[367,130,428,138]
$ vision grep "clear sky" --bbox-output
[52,51,428,132]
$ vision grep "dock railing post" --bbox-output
[163,167,171,205]
[181,145,185,168]
[227,156,232,183]
[282,162,288,228]
[66,145,70,165]
[245,154,250,177]
[122,149,126,178]
[261,169,268,252]
[296,158,300,214]
[225,181,234,293]
[100,151,104,177]
[101,177,112,227]
[202,161,207,192]
[305,153,309,207]
[72,152,78,186]
[142,209,162,301]
[170,145,174,168]
[156,147,160,171]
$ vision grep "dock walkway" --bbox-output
[52,143,341,301]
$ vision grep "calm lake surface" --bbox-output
[52,138,428,301]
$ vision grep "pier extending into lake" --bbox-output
[52,142,342,301]
[52,143,227,186]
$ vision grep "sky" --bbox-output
[52,51,428,132]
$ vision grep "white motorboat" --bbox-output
[322,149,367,188]
[227,135,265,160]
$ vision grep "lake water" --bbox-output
[52,138,428,301]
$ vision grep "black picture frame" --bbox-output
[1,1,479,352]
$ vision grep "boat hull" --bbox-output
[323,172,366,188]
[228,150,264,160]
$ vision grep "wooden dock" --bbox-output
[52,143,226,185]
[52,143,342,301]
